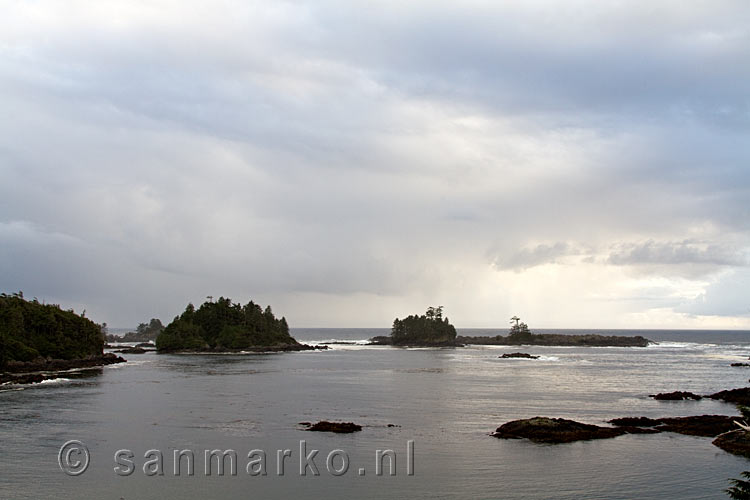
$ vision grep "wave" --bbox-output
[537,355,560,362]
[34,377,71,385]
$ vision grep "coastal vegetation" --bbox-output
[155,297,303,352]
[390,306,458,346]
[0,292,104,370]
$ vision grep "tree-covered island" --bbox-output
[370,306,460,346]
[0,292,124,382]
[155,297,321,352]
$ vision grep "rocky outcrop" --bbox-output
[500,352,539,359]
[659,415,738,437]
[492,413,743,446]
[367,336,392,345]
[161,343,328,354]
[650,391,702,401]
[708,387,750,407]
[458,333,650,347]
[2,353,125,377]
[609,415,738,437]
[609,417,662,427]
[492,417,626,443]
[713,430,750,458]
[302,421,362,433]
[0,353,126,384]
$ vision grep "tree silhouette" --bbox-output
[727,471,750,499]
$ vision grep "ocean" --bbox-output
[1,328,749,499]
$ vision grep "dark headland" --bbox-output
[0,292,125,384]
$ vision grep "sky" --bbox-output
[1,0,749,329]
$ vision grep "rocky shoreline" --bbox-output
[0,353,126,385]
[458,333,650,347]
[157,343,328,354]
[492,386,750,458]
[367,336,461,347]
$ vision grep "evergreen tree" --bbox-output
[727,472,750,500]
[390,306,457,345]
[156,297,296,351]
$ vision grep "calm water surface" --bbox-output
[1,329,749,499]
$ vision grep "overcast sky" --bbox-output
[1,0,749,329]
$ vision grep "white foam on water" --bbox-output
[537,355,560,362]
[34,377,71,385]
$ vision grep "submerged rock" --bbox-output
[731,363,750,367]
[303,421,362,433]
[500,352,539,359]
[492,417,626,443]
[650,391,702,401]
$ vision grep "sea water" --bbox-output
[1,329,749,499]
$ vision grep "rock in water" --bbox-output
[500,352,539,359]
[650,391,702,400]
[492,417,626,443]
[657,415,738,437]
[609,415,738,437]
[609,417,662,427]
[303,421,362,433]
[713,430,750,458]
[709,387,750,407]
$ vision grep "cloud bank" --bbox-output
[1,0,749,328]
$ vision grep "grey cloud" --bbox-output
[607,240,747,267]
[492,242,578,271]
[1,1,750,326]
[676,269,750,317]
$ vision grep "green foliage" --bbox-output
[156,297,296,351]
[738,406,750,422]
[0,292,104,368]
[727,471,750,499]
[391,306,457,345]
